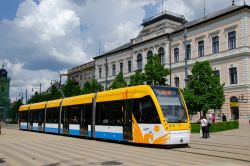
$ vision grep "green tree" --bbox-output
[10,99,22,122]
[129,71,145,86]
[81,79,103,94]
[110,72,127,89]
[62,78,81,97]
[144,55,170,85]
[81,81,92,94]
[50,85,61,100]
[28,91,41,103]
[183,61,225,116]
[90,79,103,92]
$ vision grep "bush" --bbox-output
[191,120,239,133]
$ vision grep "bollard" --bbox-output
[0,123,1,134]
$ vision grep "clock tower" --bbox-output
[0,65,11,120]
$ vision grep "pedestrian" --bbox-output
[206,116,211,138]
[212,113,216,123]
[222,113,227,121]
[200,116,208,139]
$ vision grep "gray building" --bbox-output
[67,61,95,88]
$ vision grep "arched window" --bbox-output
[137,54,143,70]
[158,47,165,65]
[147,50,153,60]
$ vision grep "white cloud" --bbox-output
[0,0,154,101]
[159,0,195,20]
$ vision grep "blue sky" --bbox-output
[0,0,249,101]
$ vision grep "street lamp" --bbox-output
[32,83,42,94]
[105,58,108,90]
[171,27,188,89]
[184,28,188,89]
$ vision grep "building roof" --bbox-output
[94,42,132,59]
[174,4,249,33]
[93,4,249,60]
[142,10,186,27]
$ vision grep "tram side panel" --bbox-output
[28,109,44,132]
[19,110,29,130]
[61,104,91,137]
[94,100,124,141]
[45,107,61,133]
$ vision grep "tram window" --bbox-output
[29,111,33,123]
[108,101,123,126]
[32,109,43,123]
[96,102,108,125]
[20,111,28,122]
[61,107,68,124]
[96,101,123,126]
[133,96,160,124]
[84,104,92,125]
[69,105,81,124]
[46,108,59,123]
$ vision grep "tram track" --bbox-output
[190,141,250,151]
[169,140,250,163]
[171,148,250,163]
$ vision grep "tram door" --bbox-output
[123,100,132,140]
[62,107,69,134]
[81,104,91,136]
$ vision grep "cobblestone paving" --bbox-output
[0,123,249,166]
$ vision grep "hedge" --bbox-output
[191,120,239,133]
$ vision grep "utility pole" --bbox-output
[184,28,188,89]
[25,89,27,104]
[105,58,108,90]
[39,83,41,94]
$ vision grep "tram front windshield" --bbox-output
[153,87,187,123]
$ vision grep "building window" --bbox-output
[186,44,191,60]
[174,48,179,63]
[212,36,219,53]
[214,70,220,81]
[174,77,179,87]
[229,67,237,84]
[137,54,142,70]
[147,50,153,60]
[112,64,116,76]
[99,67,102,78]
[228,31,236,50]
[120,62,123,74]
[128,60,132,73]
[158,47,165,64]
[198,40,204,57]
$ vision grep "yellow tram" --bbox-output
[19,85,190,145]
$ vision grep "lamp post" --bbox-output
[32,83,42,94]
[184,28,188,89]
[105,58,108,90]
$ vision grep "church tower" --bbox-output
[0,65,11,120]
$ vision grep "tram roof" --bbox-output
[29,101,47,110]
[96,85,152,102]
[62,93,95,106]
[19,104,30,111]
[46,99,62,108]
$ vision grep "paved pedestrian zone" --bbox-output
[0,122,249,166]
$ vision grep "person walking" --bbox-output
[222,113,227,121]
[200,116,208,139]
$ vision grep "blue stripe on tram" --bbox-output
[20,125,27,129]
[45,127,59,133]
[95,131,123,141]
[68,129,80,136]
[32,127,38,131]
